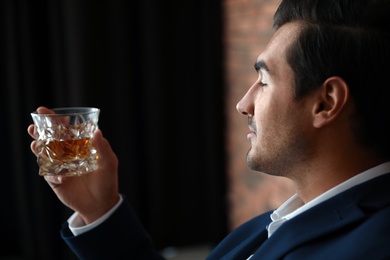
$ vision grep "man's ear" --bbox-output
[312,76,350,128]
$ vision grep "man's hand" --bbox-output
[28,107,120,224]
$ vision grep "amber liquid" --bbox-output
[46,138,92,160]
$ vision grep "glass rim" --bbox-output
[31,107,100,117]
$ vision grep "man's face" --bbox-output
[236,22,315,177]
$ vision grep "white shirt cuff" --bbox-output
[67,195,123,236]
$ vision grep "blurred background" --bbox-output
[1,0,293,259]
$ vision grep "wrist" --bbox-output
[80,194,121,224]
[69,195,123,236]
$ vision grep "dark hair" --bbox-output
[273,0,390,158]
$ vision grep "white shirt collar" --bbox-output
[267,161,390,237]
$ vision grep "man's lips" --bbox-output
[247,127,256,140]
[247,117,256,140]
[247,132,256,140]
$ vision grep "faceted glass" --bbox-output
[31,107,100,177]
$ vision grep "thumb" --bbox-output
[93,129,118,171]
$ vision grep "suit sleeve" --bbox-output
[60,196,165,260]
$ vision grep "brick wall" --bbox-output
[223,0,295,230]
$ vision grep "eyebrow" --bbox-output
[254,60,270,73]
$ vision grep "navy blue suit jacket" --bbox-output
[61,173,390,259]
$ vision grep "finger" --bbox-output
[27,124,35,138]
[93,130,115,159]
[32,106,68,129]
[93,129,118,170]
[44,175,67,188]
[30,107,55,137]
[36,106,54,114]
[30,140,38,156]
[92,129,104,146]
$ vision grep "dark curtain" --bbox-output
[1,0,227,259]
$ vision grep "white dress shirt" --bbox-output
[68,195,123,236]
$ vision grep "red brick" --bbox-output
[224,0,295,230]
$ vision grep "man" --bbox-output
[28,0,390,259]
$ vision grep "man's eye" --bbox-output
[260,82,267,87]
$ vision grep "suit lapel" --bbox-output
[220,228,268,260]
[251,201,366,259]
[251,173,390,259]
